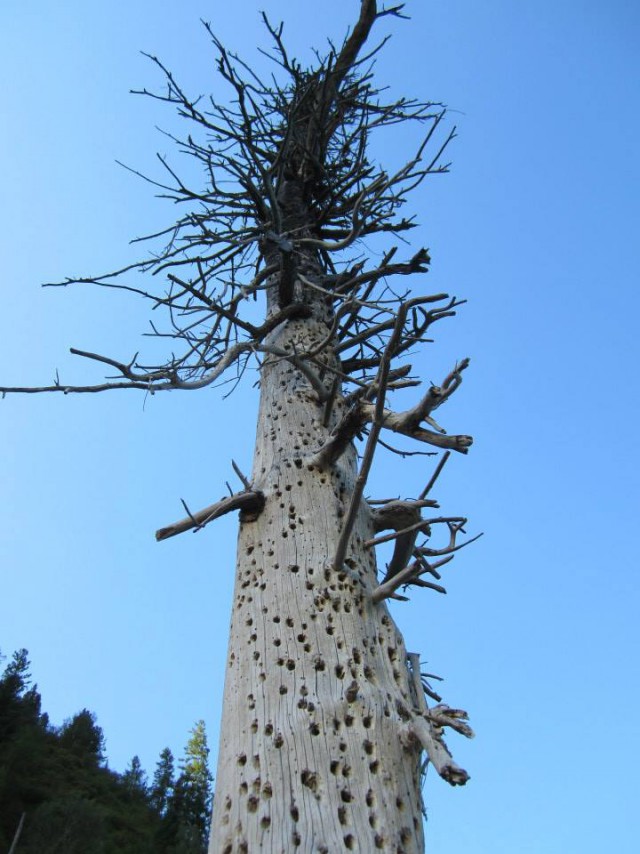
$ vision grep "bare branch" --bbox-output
[307,402,364,469]
[332,0,378,89]
[333,300,414,570]
[360,401,473,453]
[231,459,252,490]
[405,653,472,786]
[156,489,265,541]
[371,498,436,582]
[419,451,451,500]
[371,499,438,531]
[366,516,466,549]
[371,556,452,603]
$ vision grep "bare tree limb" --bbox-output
[371,499,438,531]
[370,499,436,582]
[405,653,472,786]
[365,516,466,549]
[333,300,414,570]
[360,402,473,453]
[231,459,252,490]
[419,451,451,499]
[332,0,378,89]
[372,556,453,603]
[156,489,265,541]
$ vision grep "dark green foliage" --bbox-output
[122,755,148,796]
[19,796,108,854]
[59,709,106,766]
[0,648,213,854]
[177,721,213,847]
[146,732,215,853]
[0,649,44,743]
[154,724,213,853]
[151,746,175,815]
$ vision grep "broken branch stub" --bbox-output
[407,653,472,786]
[155,490,264,541]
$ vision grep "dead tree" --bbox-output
[1,2,478,851]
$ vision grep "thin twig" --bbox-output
[231,459,252,490]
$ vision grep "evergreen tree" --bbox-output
[19,795,108,854]
[0,647,167,851]
[151,747,175,815]
[123,754,148,797]
[59,708,106,766]
[0,648,43,740]
[2,648,31,693]
[179,720,213,845]
[0,648,214,852]
[0,647,49,847]
[159,722,213,854]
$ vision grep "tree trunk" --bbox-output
[210,260,426,852]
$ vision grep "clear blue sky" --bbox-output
[1,2,638,851]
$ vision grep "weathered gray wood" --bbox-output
[155,491,265,541]
[209,297,428,852]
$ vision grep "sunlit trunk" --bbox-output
[210,266,426,852]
